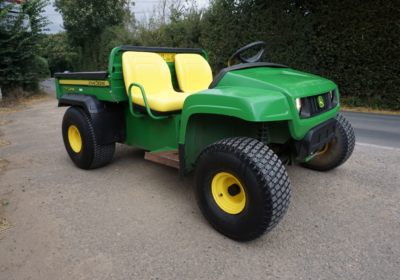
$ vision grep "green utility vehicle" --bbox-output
[55,42,355,241]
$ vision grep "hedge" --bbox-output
[134,0,399,110]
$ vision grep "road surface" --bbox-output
[341,111,400,149]
[39,78,56,97]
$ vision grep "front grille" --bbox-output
[299,90,338,119]
[308,92,330,116]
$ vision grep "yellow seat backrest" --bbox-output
[122,51,190,113]
[122,51,173,96]
[175,54,213,93]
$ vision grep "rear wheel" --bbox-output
[301,113,355,171]
[195,137,291,241]
[62,106,115,169]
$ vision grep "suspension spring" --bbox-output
[258,122,268,144]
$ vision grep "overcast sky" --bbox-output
[43,0,209,34]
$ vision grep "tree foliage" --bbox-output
[310,0,400,109]
[54,0,132,70]
[98,1,138,69]
[135,0,204,49]
[39,32,80,75]
[0,0,51,98]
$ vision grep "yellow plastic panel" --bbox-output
[122,51,190,112]
[175,54,213,94]
[157,53,176,62]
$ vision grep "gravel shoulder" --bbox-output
[0,89,399,279]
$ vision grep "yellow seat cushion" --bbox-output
[175,54,213,94]
[122,51,190,112]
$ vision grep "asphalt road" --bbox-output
[39,78,56,96]
[341,111,400,149]
[0,83,399,279]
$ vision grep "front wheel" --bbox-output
[301,113,355,171]
[62,106,115,169]
[195,137,291,241]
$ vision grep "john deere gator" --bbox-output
[55,42,355,241]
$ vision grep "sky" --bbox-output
[43,0,209,34]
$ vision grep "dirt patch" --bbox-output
[0,120,13,126]
[0,106,26,116]
[0,204,13,237]
[0,121,13,148]
[0,120,12,148]
[0,95,51,116]
[0,161,13,240]
[0,139,10,148]
[0,159,8,171]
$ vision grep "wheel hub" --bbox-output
[227,184,241,196]
[211,172,246,214]
[68,125,82,153]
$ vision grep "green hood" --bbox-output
[216,67,337,98]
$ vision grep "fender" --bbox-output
[59,94,126,145]
[179,86,292,143]
[178,87,293,177]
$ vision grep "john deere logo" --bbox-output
[318,96,325,108]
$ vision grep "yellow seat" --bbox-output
[122,51,190,112]
[175,54,213,93]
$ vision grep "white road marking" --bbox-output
[356,142,400,151]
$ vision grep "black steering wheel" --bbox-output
[227,41,267,66]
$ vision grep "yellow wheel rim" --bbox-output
[317,144,329,155]
[211,172,246,214]
[68,125,82,153]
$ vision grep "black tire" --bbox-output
[301,113,355,171]
[195,137,291,241]
[62,106,115,169]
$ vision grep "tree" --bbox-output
[97,0,139,68]
[135,0,203,49]
[54,0,131,70]
[0,0,51,98]
[39,32,80,75]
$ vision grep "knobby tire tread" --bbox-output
[76,107,115,169]
[196,137,291,241]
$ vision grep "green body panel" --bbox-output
[213,67,339,139]
[123,105,180,151]
[179,86,292,143]
[218,68,337,97]
[56,81,113,101]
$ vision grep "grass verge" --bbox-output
[341,105,400,115]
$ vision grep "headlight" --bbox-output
[296,98,302,113]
